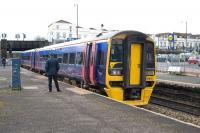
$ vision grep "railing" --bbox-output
[156,61,200,76]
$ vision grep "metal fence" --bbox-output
[156,54,200,75]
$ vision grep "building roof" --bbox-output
[75,26,83,28]
[89,28,96,30]
[48,20,72,27]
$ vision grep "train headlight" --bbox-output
[146,70,155,76]
[109,68,122,76]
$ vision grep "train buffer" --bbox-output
[0,67,199,132]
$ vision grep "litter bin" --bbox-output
[11,58,21,90]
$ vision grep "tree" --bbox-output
[15,33,20,40]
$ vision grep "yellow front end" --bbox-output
[104,34,156,106]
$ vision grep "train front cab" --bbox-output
[104,31,156,105]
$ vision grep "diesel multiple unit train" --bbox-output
[21,30,156,105]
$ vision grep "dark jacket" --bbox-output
[45,58,60,76]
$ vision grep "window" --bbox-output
[146,43,155,68]
[57,32,60,39]
[40,57,44,62]
[63,53,68,63]
[57,54,63,63]
[56,25,59,29]
[163,42,166,47]
[69,53,76,64]
[76,52,83,65]
[63,32,66,38]
[97,49,105,65]
[110,39,123,62]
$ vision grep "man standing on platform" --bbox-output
[45,54,61,92]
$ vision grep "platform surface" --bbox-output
[0,66,199,133]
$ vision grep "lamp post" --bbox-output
[185,21,187,53]
[183,21,187,72]
[75,3,79,39]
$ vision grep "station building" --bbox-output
[47,20,107,44]
[151,33,200,53]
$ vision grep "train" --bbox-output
[21,30,156,105]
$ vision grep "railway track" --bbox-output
[150,84,200,116]
[150,96,200,116]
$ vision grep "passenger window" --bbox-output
[63,53,69,64]
[69,53,76,64]
[57,54,63,63]
[58,58,62,63]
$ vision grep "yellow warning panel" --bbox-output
[130,44,141,85]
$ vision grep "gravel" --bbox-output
[142,104,200,126]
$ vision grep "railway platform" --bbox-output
[157,72,200,88]
[0,66,200,133]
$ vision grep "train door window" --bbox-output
[40,56,44,62]
[97,49,105,65]
[63,53,69,64]
[45,55,49,61]
[76,52,83,65]
[90,50,94,65]
[69,53,76,64]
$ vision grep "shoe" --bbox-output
[57,90,61,92]
[49,90,52,92]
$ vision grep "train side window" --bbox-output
[58,58,62,63]
[69,53,76,64]
[63,53,69,64]
[76,52,83,65]
[57,54,63,63]
[146,43,155,68]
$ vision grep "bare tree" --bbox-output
[15,33,20,40]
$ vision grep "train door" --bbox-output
[83,43,92,83]
[130,44,141,85]
[124,38,145,89]
[30,51,36,70]
[89,42,97,84]
[82,42,96,85]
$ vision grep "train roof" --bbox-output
[23,30,152,53]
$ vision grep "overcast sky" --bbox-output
[0,0,199,40]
